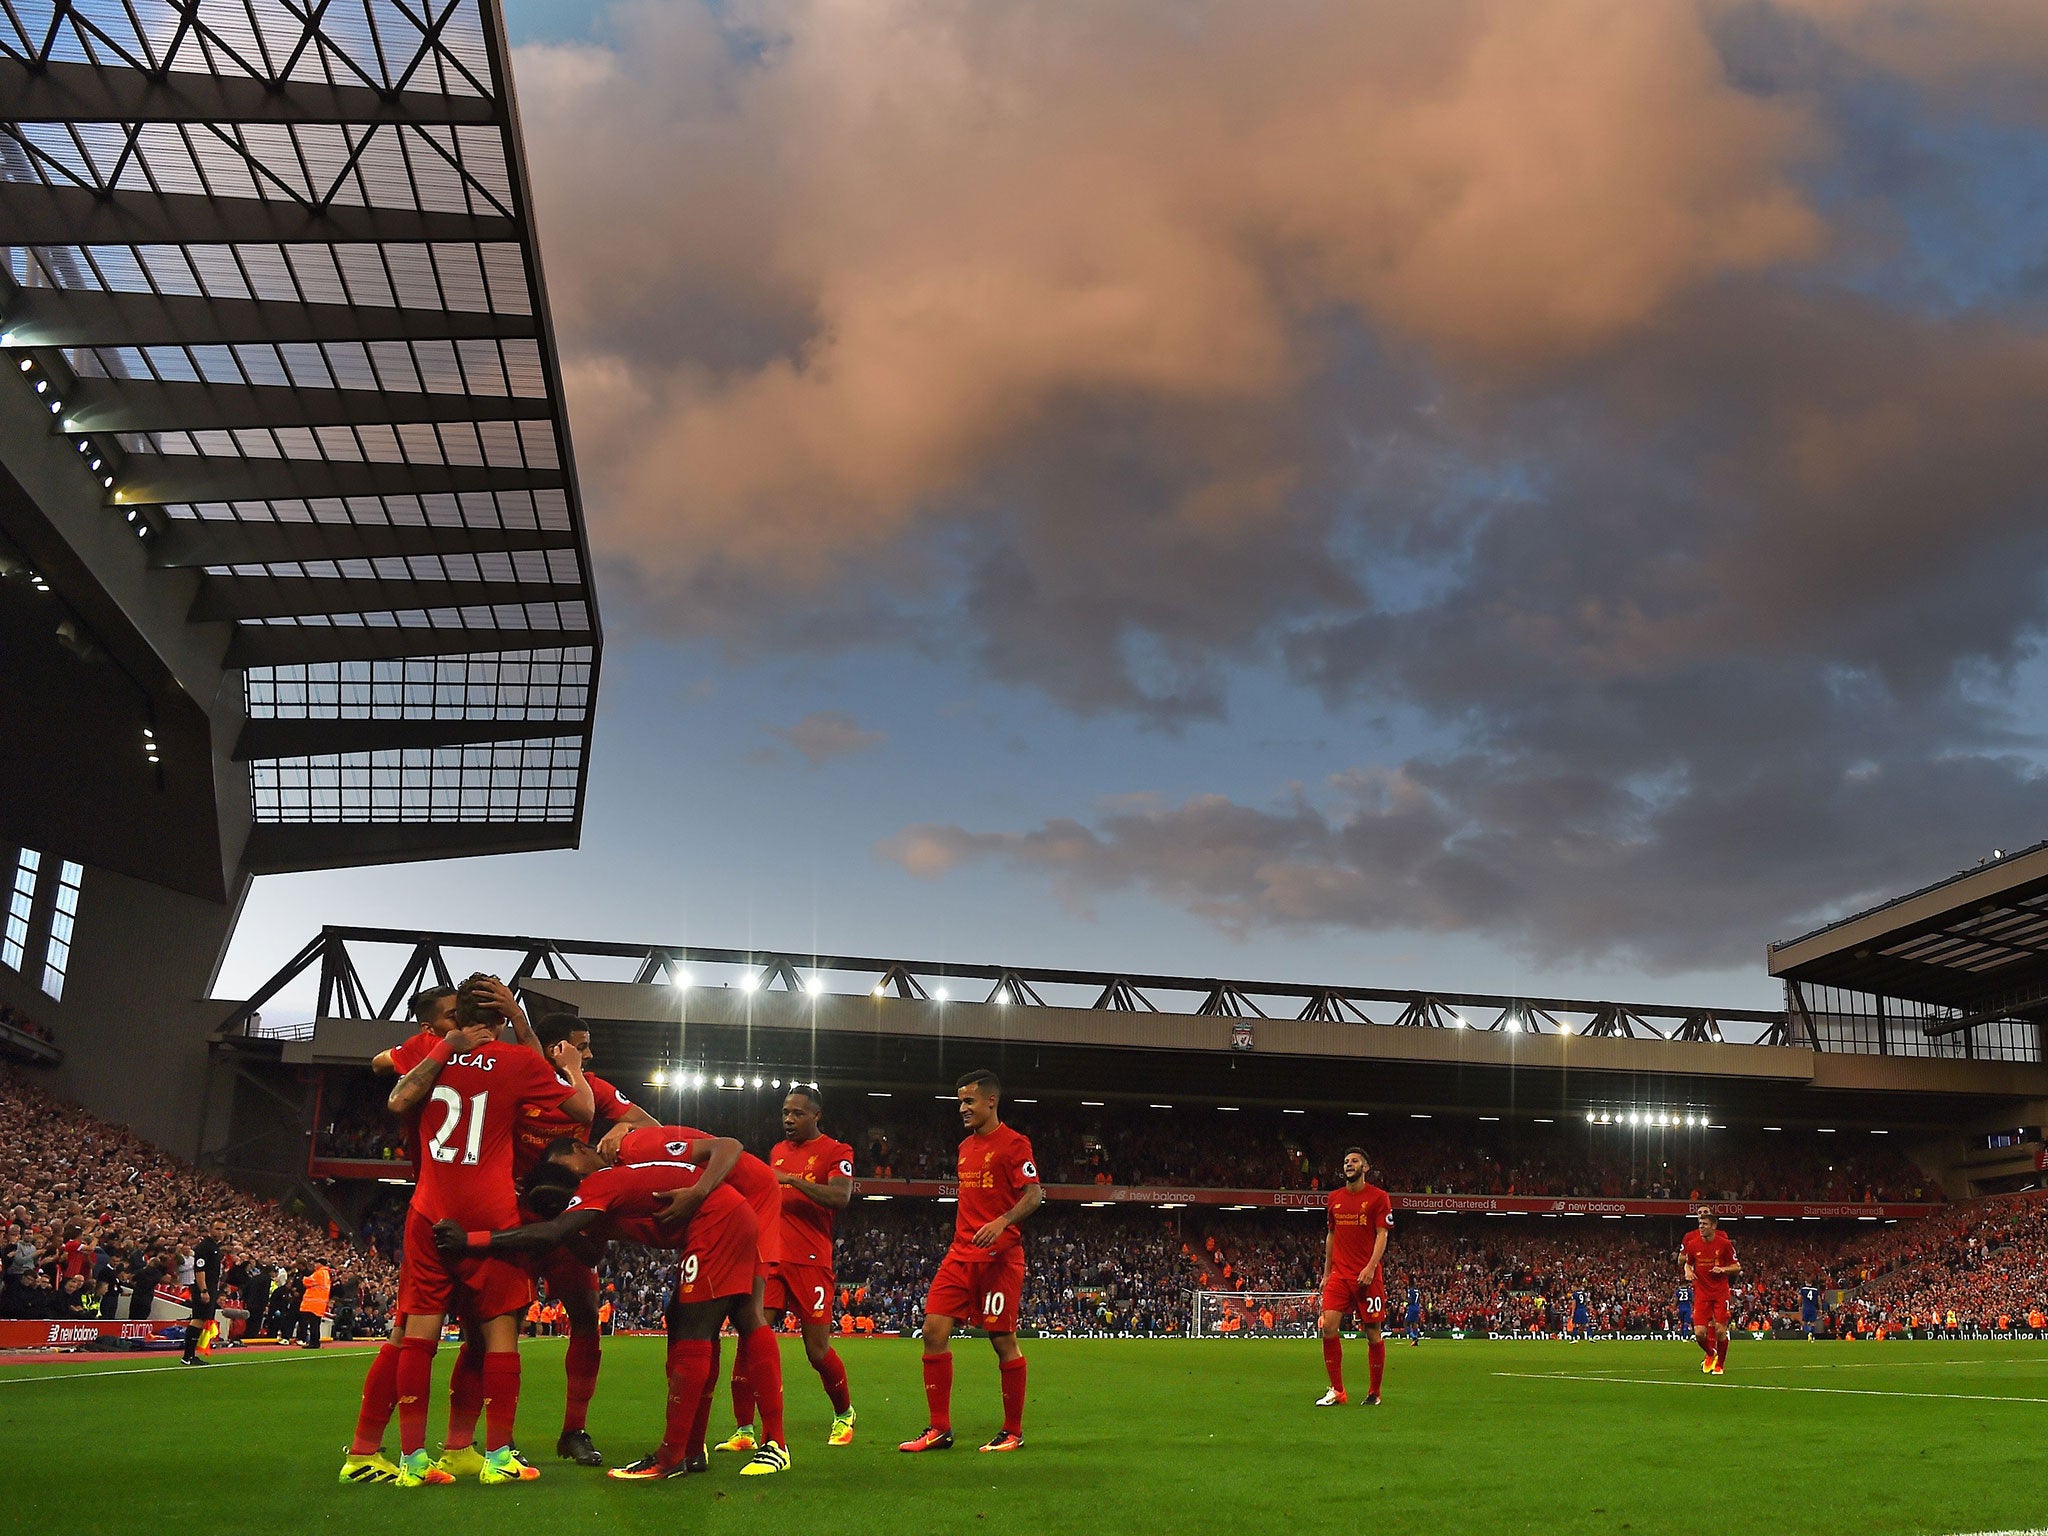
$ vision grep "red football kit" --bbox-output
[512,1067,638,1303]
[925,1123,1038,1329]
[564,1158,757,1303]
[1683,1229,1739,1328]
[1322,1181,1395,1321]
[765,1134,855,1325]
[618,1125,782,1272]
[387,1035,574,1319]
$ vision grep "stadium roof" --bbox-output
[0,0,599,895]
[1769,840,2048,1030]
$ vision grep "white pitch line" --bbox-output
[0,1349,369,1386]
[1732,1357,2048,1373]
[1492,1370,2048,1404]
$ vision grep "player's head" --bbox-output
[535,1011,592,1065]
[783,1085,823,1139]
[1695,1204,1717,1232]
[534,1136,602,1186]
[1342,1146,1371,1184]
[956,1068,1001,1131]
[410,985,458,1032]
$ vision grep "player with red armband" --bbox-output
[900,1068,1042,1455]
[346,974,593,1488]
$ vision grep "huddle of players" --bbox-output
[336,974,1046,1487]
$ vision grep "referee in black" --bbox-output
[183,1219,226,1365]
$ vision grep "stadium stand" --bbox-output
[0,1069,393,1327]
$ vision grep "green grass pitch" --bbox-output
[5,1336,2046,1535]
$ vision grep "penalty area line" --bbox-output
[0,1349,369,1386]
[1491,1370,2048,1405]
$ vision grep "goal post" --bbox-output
[1190,1290,1321,1338]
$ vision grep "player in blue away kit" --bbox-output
[1404,1285,1422,1345]
[1571,1289,1590,1340]
[1800,1284,1821,1339]
[1676,1281,1694,1338]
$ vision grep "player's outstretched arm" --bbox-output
[433,1209,601,1257]
[387,1023,494,1114]
[972,1182,1043,1248]
[648,1137,744,1225]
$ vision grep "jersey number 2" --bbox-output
[425,1086,488,1165]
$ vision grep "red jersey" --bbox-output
[564,1157,747,1250]
[771,1135,856,1266]
[617,1125,778,1211]
[386,1035,573,1229]
[512,1068,636,1181]
[1682,1229,1739,1298]
[1326,1181,1395,1276]
[951,1123,1039,1258]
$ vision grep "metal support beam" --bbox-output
[2,285,539,350]
[224,623,596,669]
[193,573,577,621]
[64,376,553,433]
[236,714,583,760]
[0,57,500,125]
[151,518,577,570]
[0,180,519,247]
[116,453,561,506]
[243,821,578,874]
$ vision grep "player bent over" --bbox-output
[344,976,593,1487]
[1317,1146,1394,1407]
[1680,1204,1741,1376]
[720,1088,857,1451]
[440,1134,768,1480]
[901,1069,1043,1455]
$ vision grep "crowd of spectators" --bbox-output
[0,1069,393,1331]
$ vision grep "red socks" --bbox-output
[1322,1336,1344,1394]
[1000,1354,1027,1436]
[1699,1333,1715,1357]
[664,1339,715,1462]
[445,1339,485,1450]
[1716,1335,1730,1368]
[563,1329,601,1433]
[1367,1338,1386,1397]
[818,1346,852,1415]
[688,1337,721,1457]
[350,1341,401,1455]
[741,1326,786,1448]
[922,1351,954,1432]
[482,1351,520,1452]
[395,1337,437,1455]
[730,1360,756,1431]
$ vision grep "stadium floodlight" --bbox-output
[671,970,693,990]
[1763,1125,1781,1131]
[1817,1127,1836,1133]
[34,379,46,393]
[934,986,950,1001]
[48,398,60,413]
[1505,1016,1522,1033]
[867,1091,891,1098]
[1347,1110,1369,1117]
[1081,1100,1104,1107]
[994,987,1010,1005]
[1150,1103,1172,1110]
[17,357,32,371]
[872,984,886,998]
[714,1075,726,1088]
[739,972,760,992]
[651,1070,665,1087]
[1450,1013,1468,1028]
[1871,1129,1888,1135]
[1218,1105,1239,1112]
[752,1076,764,1089]
[805,975,824,996]
[0,332,11,345]
[692,1073,706,1089]
[771,1078,781,1089]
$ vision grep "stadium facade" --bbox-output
[0,0,599,1153]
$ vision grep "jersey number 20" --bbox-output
[425,1086,488,1165]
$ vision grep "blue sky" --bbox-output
[215,1,2048,1017]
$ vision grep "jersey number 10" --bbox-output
[426,1086,488,1165]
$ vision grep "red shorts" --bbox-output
[676,1203,760,1304]
[765,1262,835,1326]
[1321,1275,1388,1324]
[750,1185,782,1274]
[536,1249,598,1308]
[926,1247,1025,1331]
[397,1207,534,1321]
[1693,1293,1730,1328]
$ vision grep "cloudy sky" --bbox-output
[219,0,2048,1011]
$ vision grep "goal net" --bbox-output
[1190,1291,1321,1338]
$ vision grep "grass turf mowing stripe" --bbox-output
[1493,1369,2048,1403]
[0,1349,370,1385]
